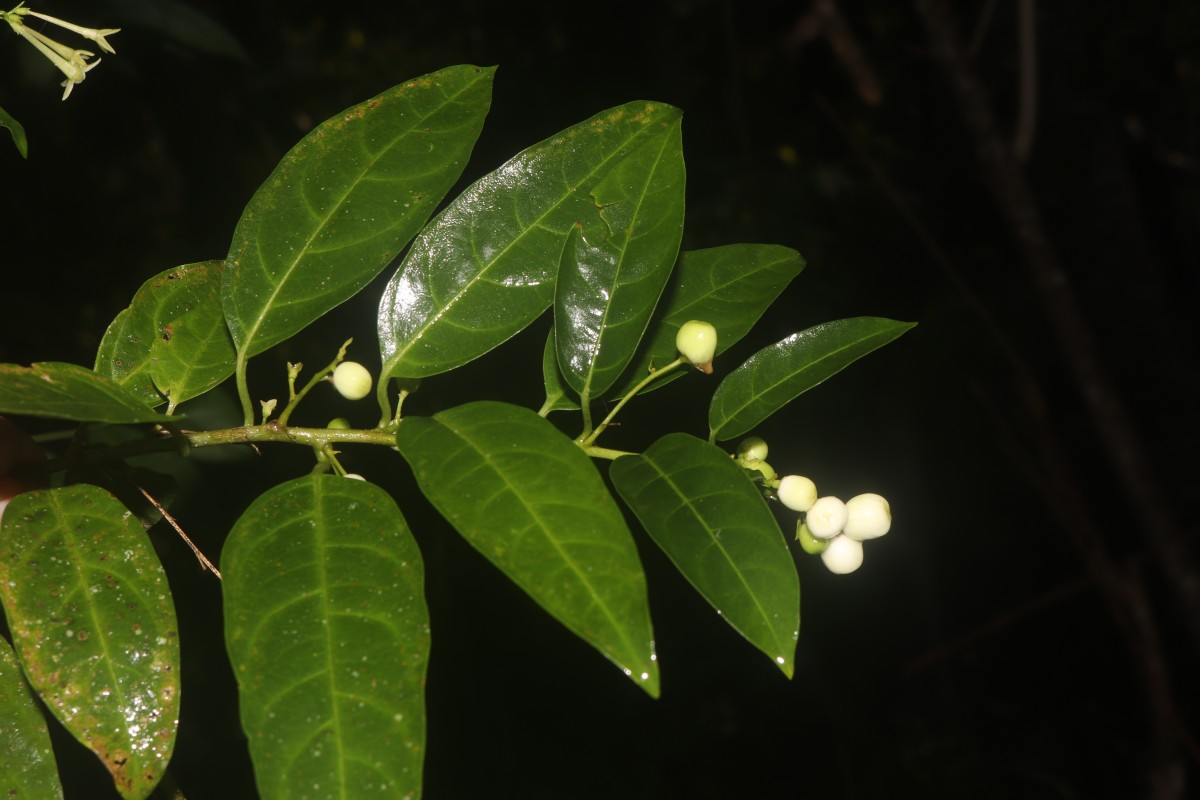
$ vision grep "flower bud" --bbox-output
[675,320,717,373]
[331,361,373,400]
[343,473,366,481]
[736,436,769,462]
[820,534,864,574]
[843,493,891,541]
[777,475,818,512]
[806,496,847,539]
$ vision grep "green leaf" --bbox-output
[0,485,180,800]
[0,104,28,159]
[395,401,659,696]
[95,260,235,411]
[610,433,799,676]
[554,118,685,399]
[0,635,63,800]
[0,362,174,424]
[610,244,806,397]
[540,329,580,413]
[223,65,495,360]
[378,100,684,380]
[222,475,429,800]
[709,317,916,441]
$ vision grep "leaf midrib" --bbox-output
[713,322,907,437]
[237,73,487,357]
[439,414,648,672]
[386,106,680,375]
[636,448,786,657]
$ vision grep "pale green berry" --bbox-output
[777,474,818,512]
[796,520,829,555]
[820,534,864,574]
[326,417,351,430]
[332,361,373,401]
[343,473,366,481]
[736,436,769,462]
[843,493,892,541]
[675,320,717,373]
[806,495,847,539]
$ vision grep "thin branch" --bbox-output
[1012,0,1038,163]
[136,485,221,579]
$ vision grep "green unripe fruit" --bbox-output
[331,361,373,400]
[745,460,777,482]
[326,417,351,430]
[796,520,829,555]
[777,474,818,512]
[843,493,892,541]
[736,436,769,462]
[675,320,717,373]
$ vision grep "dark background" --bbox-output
[2,1,1197,798]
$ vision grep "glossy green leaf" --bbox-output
[709,317,916,441]
[554,118,685,398]
[610,433,799,676]
[610,244,806,397]
[0,362,173,424]
[0,104,28,159]
[540,329,580,413]
[95,260,235,411]
[224,65,495,360]
[222,475,429,800]
[0,635,63,799]
[0,485,180,800]
[395,401,659,696]
[378,100,683,380]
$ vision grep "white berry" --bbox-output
[843,493,892,541]
[806,496,847,539]
[777,475,818,512]
[331,361,373,400]
[820,534,864,574]
[675,320,717,373]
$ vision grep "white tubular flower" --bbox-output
[820,534,864,575]
[4,6,116,100]
[331,361,373,400]
[805,495,847,539]
[15,7,120,54]
[843,492,892,541]
[675,320,717,374]
[777,474,818,512]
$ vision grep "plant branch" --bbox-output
[41,423,398,475]
[580,357,685,447]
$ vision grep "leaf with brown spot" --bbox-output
[0,485,180,800]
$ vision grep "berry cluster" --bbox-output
[734,436,892,575]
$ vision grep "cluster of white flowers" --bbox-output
[735,436,892,575]
[3,4,120,100]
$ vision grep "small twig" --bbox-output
[136,485,221,580]
[1011,0,1038,164]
